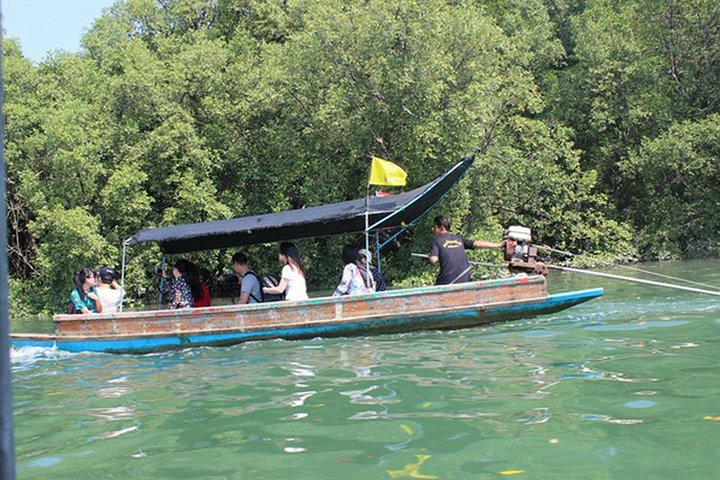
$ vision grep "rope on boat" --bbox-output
[548,265,720,297]
[536,245,720,291]
[536,244,576,257]
[613,265,720,291]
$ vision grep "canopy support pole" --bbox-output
[378,224,412,251]
[364,184,372,287]
[119,238,131,312]
[158,255,166,309]
[375,231,382,274]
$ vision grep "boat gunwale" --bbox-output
[52,275,545,323]
[25,295,550,340]
[12,287,604,343]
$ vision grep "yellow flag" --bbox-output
[369,156,407,186]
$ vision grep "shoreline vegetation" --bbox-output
[4,0,719,315]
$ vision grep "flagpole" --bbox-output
[364,168,372,288]
[366,155,406,289]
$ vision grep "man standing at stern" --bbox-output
[428,216,504,285]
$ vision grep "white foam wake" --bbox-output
[10,344,79,366]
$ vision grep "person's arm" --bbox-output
[428,239,440,264]
[237,291,251,304]
[70,290,84,313]
[333,264,353,296]
[236,276,251,304]
[472,239,505,249]
[166,280,182,307]
[263,277,287,295]
[86,289,103,313]
[160,275,172,296]
[174,287,182,306]
[110,280,126,295]
[70,289,93,314]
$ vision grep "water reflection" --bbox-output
[10,259,720,479]
[86,406,135,421]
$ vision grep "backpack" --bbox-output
[260,273,285,302]
[66,301,78,315]
[66,287,83,314]
[243,272,285,303]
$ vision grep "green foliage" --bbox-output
[546,0,720,257]
[98,162,153,244]
[638,0,720,119]
[28,206,117,311]
[620,115,720,258]
[5,0,718,314]
[549,0,668,190]
[474,116,634,255]
[8,278,36,320]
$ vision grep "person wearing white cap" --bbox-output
[333,246,375,296]
[359,248,386,292]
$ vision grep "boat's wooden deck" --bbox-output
[50,276,546,337]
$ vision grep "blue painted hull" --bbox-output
[11,287,603,354]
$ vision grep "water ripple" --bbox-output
[11,261,720,479]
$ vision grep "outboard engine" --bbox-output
[503,225,548,275]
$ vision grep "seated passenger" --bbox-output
[231,252,262,304]
[163,259,199,309]
[96,266,125,313]
[69,267,103,314]
[263,242,309,301]
[333,245,375,297]
[359,248,386,292]
[192,265,211,307]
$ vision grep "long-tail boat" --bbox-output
[11,154,602,354]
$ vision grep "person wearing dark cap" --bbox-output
[96,266,125,313]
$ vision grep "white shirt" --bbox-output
[281,264,308,301]
[333,263,375,296]
[96,286,124,313]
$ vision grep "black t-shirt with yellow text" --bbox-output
[429,233,474,285]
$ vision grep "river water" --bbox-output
[9,260,720,479]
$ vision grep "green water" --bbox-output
[10,260,720,479]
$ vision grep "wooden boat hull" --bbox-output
[11,276,603,354]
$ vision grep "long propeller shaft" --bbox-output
[548,265,720,297]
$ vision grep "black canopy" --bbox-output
[128,154,475,254]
